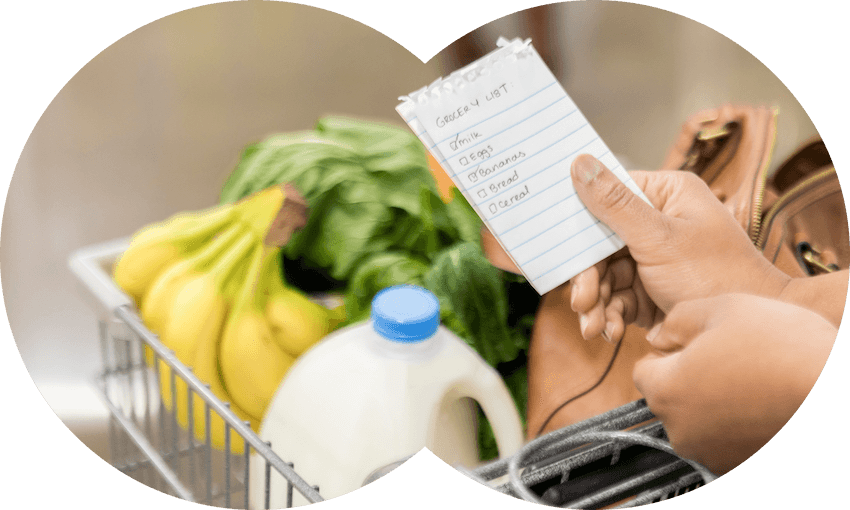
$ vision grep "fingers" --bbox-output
[602,290,638,343]
[632,276,656,330]
[574,255,645,342]
[570,259,607,313]
[571,155,663,248]
[634,298,716,403]
[632,348,679,409]
[579,296,607,340]
[645,298,712,352]
[604,257,636,293]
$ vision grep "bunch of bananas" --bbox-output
[113,184,343,454]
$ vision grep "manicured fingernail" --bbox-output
[602,322,615,343]
[646,323,663,344]
[579,314,589,337]
[570,282,580,308]
[574,155,603,184]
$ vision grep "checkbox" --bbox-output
[469,173,478,183]
[477,189,488,199]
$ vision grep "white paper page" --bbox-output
[397,38,649,294]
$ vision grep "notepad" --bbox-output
[396,37,649,295]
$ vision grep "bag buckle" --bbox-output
[684,124,734,170]
[798,242,839,274]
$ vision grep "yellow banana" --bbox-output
[113,203,241,305]
[263,246,345,356]
[140,222,246,336]
[122,184,305,452]
[220,245,296,422]
[265,266,337,358]
[159,230,257,422]
[187,240,262,453]
[187,305,259,454]
[140,223,247,368]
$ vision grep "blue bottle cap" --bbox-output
[371,285,440,342]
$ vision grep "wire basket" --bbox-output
[70,239,714,508]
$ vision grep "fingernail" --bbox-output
[573,155,603,184]
[646,323,663,344]
[602,322,614,343]
[579,314,589,337]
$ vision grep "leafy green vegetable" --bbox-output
[220,117,454,282]
[444,187,483,245]
[422,242,526,366]
[343,252,430,324]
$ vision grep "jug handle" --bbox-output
[459,366,525,458]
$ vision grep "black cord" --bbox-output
[533,336,625,439]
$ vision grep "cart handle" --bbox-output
[68,238,134,315]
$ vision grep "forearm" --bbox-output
[776,270,849,328]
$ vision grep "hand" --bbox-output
[567,154,791,342]
[633,293,836,475]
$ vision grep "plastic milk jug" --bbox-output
[250,285,524,507]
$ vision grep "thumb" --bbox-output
[571,154,662,247]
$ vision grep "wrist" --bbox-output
[756,263,793,303]
[774,270,848,328]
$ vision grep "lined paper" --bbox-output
[397,38,649,294]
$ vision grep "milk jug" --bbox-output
[250,285,524,507]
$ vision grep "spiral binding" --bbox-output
[398,37,535,105]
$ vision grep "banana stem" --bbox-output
[239,185,286,242]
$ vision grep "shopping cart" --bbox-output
[69,239,715,509]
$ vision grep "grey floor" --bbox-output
[2,0,820,493]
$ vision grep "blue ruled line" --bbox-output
[447,105,577,180]
[532,232,619,282]
[433,81,559,148]
[520,219,602,266]
[470,123,590,194]
[488,162,626,223]
[500,194,576,236]
[443,99,571,169]
[484,140,608,221]
[508,206,585,251]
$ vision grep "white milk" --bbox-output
[250,285,524,507]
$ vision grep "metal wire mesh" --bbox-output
[95,308,322,508]
[466,400,714,508]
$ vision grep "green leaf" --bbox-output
[445,188,483,245]
[343,252,430,323]
[219,118,444,283]
[421,242,517,367]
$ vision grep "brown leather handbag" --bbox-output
[521,104,847,439]
[661,104,848,278]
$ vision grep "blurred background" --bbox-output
[1,0,818,466]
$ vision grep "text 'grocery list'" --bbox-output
[396,37,649,295]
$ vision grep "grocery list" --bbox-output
[396,37,649,294]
